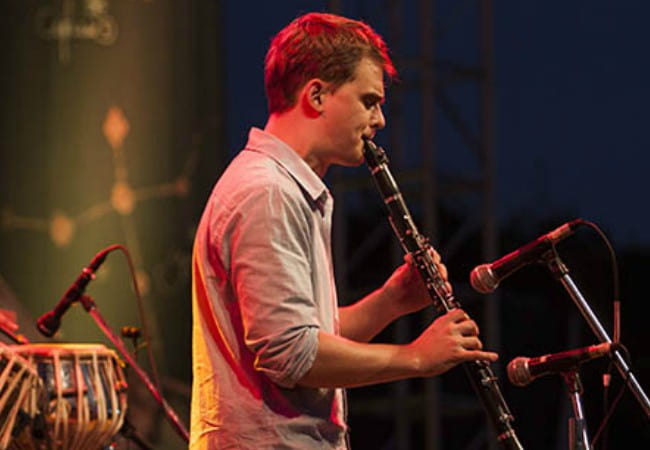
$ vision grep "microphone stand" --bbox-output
[541,251,650,419]
[77,294,190,443]
[562,369,590,450]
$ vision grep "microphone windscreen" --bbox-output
[470,264,498,294]
[506,357,531,387]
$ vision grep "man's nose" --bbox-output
[372,105,386,130]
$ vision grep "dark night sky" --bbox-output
[494,2,650,246]
[223,1,650,247]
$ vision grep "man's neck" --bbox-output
[264,112,329,177]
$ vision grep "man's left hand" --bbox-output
[382,249,452,318]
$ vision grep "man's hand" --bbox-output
[382,249,452,318]
[405,309,498,377]
[299,308,498,388]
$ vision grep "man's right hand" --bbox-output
[298,309,497,389]
[405,309,498,377]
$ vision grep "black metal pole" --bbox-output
[543,252,650,419]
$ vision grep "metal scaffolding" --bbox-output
[328,1,499,448]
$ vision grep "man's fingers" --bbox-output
[465,350,499,363]
[461,335,483,350]
[437,262,448,280]
[429,248,441,263]
[445,309,469,323]
[457,318,479,336]
[404,249,443,265]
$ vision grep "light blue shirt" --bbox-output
[190,128,347,449]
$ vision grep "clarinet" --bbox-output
[363,138,524,450]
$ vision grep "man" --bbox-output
[191,12,497,449]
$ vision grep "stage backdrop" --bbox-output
[0,1,224,446]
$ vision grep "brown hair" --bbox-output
[264,12,397,114]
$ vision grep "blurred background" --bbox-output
[1,1,648,449]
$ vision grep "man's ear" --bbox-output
[301,79,327,117]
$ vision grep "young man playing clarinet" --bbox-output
[190,12,498,449]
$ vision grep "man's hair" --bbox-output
[264,12,397,114]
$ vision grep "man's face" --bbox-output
[318,57,386,167]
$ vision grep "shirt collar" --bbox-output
[243,127,329,205]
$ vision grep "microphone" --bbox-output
[36,249,109,337]
[507,342,614,387]
[470,218,584,294]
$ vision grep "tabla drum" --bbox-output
[0,344,40,450]
[10,344,128,450]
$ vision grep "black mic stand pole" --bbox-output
[562,370,591,450]
[77,295,190,443]
[542,251,650,419]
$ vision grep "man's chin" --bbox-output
[341,154,365,168]
[332,145,365,168]
[351,145,366,165]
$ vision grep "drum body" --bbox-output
[10,344,127,450]
[0,345,39,450]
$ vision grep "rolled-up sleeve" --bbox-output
[224,182,320,388]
